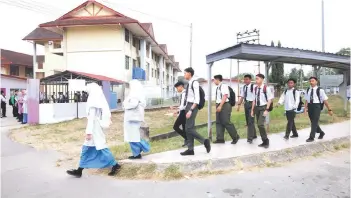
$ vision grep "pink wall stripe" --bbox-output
[27,79,39,124]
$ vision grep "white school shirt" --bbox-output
[178,90,186,111]
[0,95,6,103]
[304,86,328,103]
[278,88,300,110]
[215,83,230,104]
[240,83,255,102]
[185,78,200,105]
[254,84,274,106]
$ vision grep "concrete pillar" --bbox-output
[207,62,213,140]
[101,81,111,109]
[140,39,146,70]
[159,56,164,98]
[342,71,349,113]
[32,42,37,79]
[27,79,39,124]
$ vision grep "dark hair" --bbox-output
[309,76,318,81]
[287,78,296,84]
[244,74,252,79]
[256,74,265,79]
[174,81,184,88]
[1,91,3,94]
[184,67,194,77]
[213,74,223,81]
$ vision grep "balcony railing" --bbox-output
[132,67,146,80]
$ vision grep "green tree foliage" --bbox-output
[270,41,285,93]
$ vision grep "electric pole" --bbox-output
[190,23,193,68]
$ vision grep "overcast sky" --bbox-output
[0,0,350,79]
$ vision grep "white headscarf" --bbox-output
[127,80,146,106]
[86,83,111,120]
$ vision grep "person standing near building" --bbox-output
[1,91,6,118]
[304,77,333,142]
[277,79,300,140]
[213,75,239,144]
[9,90,18,117]
[171,81,188,147]
[237,74,257,143]
[251,74,273,148]
[181,67,211,156]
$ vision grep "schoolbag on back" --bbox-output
[191,80,206,110]
[306,87,324,110]
[255,85,273,112]
[216,85,236,106]
[284,89,304,111]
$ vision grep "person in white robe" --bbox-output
[123,80,150,159]
[66,83,120,178]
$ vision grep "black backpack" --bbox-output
[255,85,273,112]
[284,89,304,111]
[190,80,205,110]
[306,87,324,110]
[216,84,236,106]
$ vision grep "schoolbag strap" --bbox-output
[263,85,268,101]
[316,87,321,103]
[293,89,296,101]
[250,84,254,92]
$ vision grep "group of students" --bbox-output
[171,67,333,155]
[1,89,28,124]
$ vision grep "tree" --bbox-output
[337,47,350,56]
[270,40,285,94]
[232,73,254,80]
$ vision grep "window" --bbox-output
[10,65,19,76]
[38,63,43,69]
[125,29,130,42]
[133,59,137,67]
[146,44,150,58]
[25,67,33,78]
[146,63,150,80]
[151,68,154,77]
[132,37,137,47]
[125,56,130,70]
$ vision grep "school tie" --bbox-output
[184,84,189,106]
[244,85,248,102]
[310,89,314,104]
[179,93,182,106]
[256,88,261,106]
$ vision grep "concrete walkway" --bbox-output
[122,121,350,164]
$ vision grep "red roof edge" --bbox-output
[1,74,27,81]
[68,70,125,84]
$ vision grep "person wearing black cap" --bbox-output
[171,81,188,147]
[251,74,273,148]
[304,77,333,142]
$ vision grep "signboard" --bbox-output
[320,75,343,87]
[68,79,86,91]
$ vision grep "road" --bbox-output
[1,117,350,198]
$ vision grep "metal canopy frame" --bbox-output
[205,43,350,140]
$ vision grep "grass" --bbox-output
[10,95,350,166]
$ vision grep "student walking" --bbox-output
[277,79,300,140]
[123,80,150,159]
[171,81,188,147]
[237,74,257,143]
[304,77,333,142]
[251,74,273,148]
[67,83,120,177]
[1,91,6,118]
[9,91,18,117]
[213,75,239,144]
[181,67,211,156]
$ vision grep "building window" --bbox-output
[133,59,137,68]
[125,55,130,70]
[151,68,154,77]
[146,44,150,58]
[132,37,137,48]
[10,65,19,76]
[38,63,43,69]
[25,67,33,78]
[125,29,130,43]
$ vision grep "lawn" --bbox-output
[10,95,350,166]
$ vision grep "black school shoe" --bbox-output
[213,139,225,144]
[290,134,299,138]
[128,154,142,159]
[258,139,269,149]
[204,139,211,153]
[180,149,195,156]
[247,139,253,144]
[283,135,289,140]
[318,132,325,139]
[66,169,83,178]
[306,138,314,142]
[231,135,240,144]
[108,164,121,176]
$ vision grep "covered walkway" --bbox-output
[205,43,350,139]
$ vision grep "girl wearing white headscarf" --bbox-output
[123,80,150,159]
[66,83,120,178]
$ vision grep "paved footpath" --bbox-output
[1,117,350,198]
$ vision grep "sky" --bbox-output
[0,0,350,79]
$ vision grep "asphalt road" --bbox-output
[1,117,350,198]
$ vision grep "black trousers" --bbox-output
[308,103,324,139]
[12,105,18,117]
[285,110,298,136]
[173,110,187,140]
[254,105,268,141]
[1,102,6,117]
[244,101,257,140]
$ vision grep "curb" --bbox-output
[111,105,172,114]
[122,136,350,174]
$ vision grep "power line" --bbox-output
[0,0,57,16]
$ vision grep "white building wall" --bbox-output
[42,43,65,76]
[0,76,27,95]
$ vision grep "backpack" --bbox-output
[255,85,273,112]
[216,84,236,106]
[190,80,205,110]
[284,89,304,111]
[306,87,324,110]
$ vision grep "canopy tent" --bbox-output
[204,43,350,140]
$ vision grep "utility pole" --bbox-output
[229,59,233,88]
[33,42,37,79]
[321,0,325,76]
[189,23,193,68]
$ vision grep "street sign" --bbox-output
[320,75,343,87]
